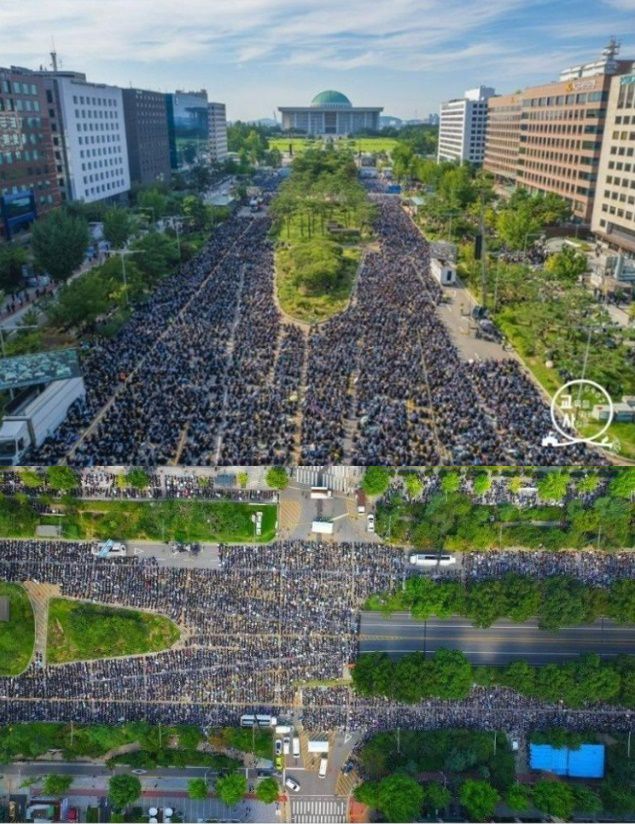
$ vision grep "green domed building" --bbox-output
[279,90,382,136]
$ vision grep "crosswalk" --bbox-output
[290,797,348,823]
[294,465,361,493]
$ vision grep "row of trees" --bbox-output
[352,650,635,708]
[370,574,635,629]
[375,489,633,550]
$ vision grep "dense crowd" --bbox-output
[21,181,605,466]
[0,541,632,730]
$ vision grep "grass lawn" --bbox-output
[1,499,277,543]
[276,245,360,324]
[0,582,34,675]
[269,136,398,156]
[47,598,181,664]
[495,311,635,462]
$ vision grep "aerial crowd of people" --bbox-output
[21,179,604,466]
[0,540,632,732]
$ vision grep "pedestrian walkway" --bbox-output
[290,797,347,823]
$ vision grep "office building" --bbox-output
[591,73,635,253]
[0,67,61,241]
[208,101,228,162]
[482,93,522,190]
[278,91,383,136]
[29,68,130,204]
[165,90,209,169]
[122,88,171,186]
[437,86,495,164]
[483,41,633,224]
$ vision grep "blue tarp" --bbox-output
[530,743,605,778]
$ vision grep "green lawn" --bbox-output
[0,498,278,543]
[269,136,398,156]
[47,598,181,664]
[276,244,360,324]
[0,582,34,675]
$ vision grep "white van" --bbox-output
[318,756,328,778]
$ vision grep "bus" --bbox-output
[318,756,328,778]
[409,553,456,567]
[310,486,332,500]
[292,736,300,758]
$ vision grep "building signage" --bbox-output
[567,78,598,92]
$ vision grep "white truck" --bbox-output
[0,377,85,465]
[311,520,334,535]
[292,736,300,758]
[310,486,332,500]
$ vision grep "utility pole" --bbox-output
[480,196,487,308]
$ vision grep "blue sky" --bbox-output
[1,0,635,121]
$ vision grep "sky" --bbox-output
[1,0,635,122]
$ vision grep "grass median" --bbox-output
[47,598,181,664]
[0,582,35,675]
[0,498,277,543]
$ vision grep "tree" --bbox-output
[537,471,570,502]
[459,779,500,821]
[131,232,179,284]
[506,782,531,811]
[377,773,424,823]
[256,777,280,803]
[182,195,209,231]
[545,246,588,283]
[403,474,424,499]
[533,780,574,820]
[42,774,73,796]
[31,209,89,282]
[46,466,78,493]
[126,468,151,490]
[108,774,141,811]
[573,784,602,814]
[265,466,288,490]
[0,244,28,293]
[237,472,249,489]
[103,208,133,249]
[187,778,208,800]
[361,467,392,496]
[215,772,247,806]
[496,204,541,251]
[609,468,635,499]
[424,781,451,813]
[440,471,461,496]
[472,472,492,496]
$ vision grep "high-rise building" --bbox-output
[122,88,171,186]
[592,72,635,253]
[0,67,61,241]
[208,102,228,163]
[483,41,633,224]
[278,91,383,136]
[165,90,209,169]
[482,93,522,190]
[437,86,495,164]
[29,68,130,204]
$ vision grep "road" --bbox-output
[359,612,635,665]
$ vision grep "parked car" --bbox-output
[285,776,301,792]
[367,513,375,533]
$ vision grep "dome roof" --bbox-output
[311,90,352,108]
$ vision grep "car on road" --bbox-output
[275,739,283,755]
[283,736,290,755]
[366,513,375,533]
[285,776,301,792]
[275,755,284,772]
[131,768,147,774]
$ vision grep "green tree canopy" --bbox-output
[265,466,288,490]
[46,466,78,493]
[0,244,28,293]
[506,782,531,811]
[103,208,133,249]
[533,780,574,820]
[256,777,280,804]
[187,778,208,800]
[459,779,500,821]
[42,774,73,796]
[377,773,424,823]
[108,774,141,811]
[362,467,392,496]
[215,772,247,806]
[31,209,89,282]
[545,245,588,283]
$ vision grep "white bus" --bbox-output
[310,486,332,500]
[409,553,456,567]
[318,756,328,778]
[292,736,300,758]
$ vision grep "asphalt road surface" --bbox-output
[359,612,635,665]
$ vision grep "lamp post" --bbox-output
[115,249,143,307]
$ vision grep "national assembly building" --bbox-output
[278,90,383,136]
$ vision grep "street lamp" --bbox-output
[114,249,143,307]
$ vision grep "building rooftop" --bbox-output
[311,90,352,108]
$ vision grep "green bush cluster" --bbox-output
[368,574,635,629]
[353,651,635,709]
